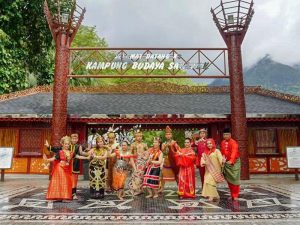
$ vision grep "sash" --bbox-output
[203,153,225,183]
[222,158,241,185]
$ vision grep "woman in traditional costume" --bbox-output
[43,136,73,201]
[87,136,108,199]
[143,137,163,198]
[111,141,133,200]
[175,138,196,199]
[128,131,149,196]
[201,138,225,202]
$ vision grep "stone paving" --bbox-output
[0,174,300,224]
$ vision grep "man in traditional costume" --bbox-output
[175,138,196,199]
[106,130,120,192]
[220,128,241,200]
[192,128,207,187]
[128,130,149,196]
[159,126,180,193]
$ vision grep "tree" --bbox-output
[0,29,28,93]
[0,0,58,93]
[0,1,199,93]
[69,25,108,86]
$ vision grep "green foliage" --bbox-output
[70,26,195,86]
[142,129,185,148]
[0,0,56,93]
[72,25,108,48]
[0,29,28,94]
[0,1,197,93]
[143,131,164,147]
[69,25,108,86]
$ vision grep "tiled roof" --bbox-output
[0,92,299,117]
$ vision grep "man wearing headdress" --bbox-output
[128,130,149,195]
[159,126,180,193]
[192,128,207,187]
[106,131,120,192]
[130,130,148,157]
[220,128,241,200]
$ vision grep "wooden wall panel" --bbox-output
[249,157,267,173]
[6,158,28,173]
[30,158,49,174]
[277,128,298,155]
[0,128,18,155]
[269,157,293,172]
[247,128,255,156]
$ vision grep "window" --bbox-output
[255,129,278,155]
[19,129,43,156]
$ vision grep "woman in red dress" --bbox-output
[175,138,196,199]
[43,136,73,201]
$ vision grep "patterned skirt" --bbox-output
[143,165,161,189]
[46,162,72,200]
[107,157,117,189]
[162,157,175,181]
[112,160,129,191]
[128,156,148,194]
[89,161,106,191]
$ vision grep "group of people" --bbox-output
[43,126,241,202]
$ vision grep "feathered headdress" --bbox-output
[118,128,134,145]
[103,124,121,144]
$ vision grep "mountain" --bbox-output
[293,63,300,71]
[210,55,300,96]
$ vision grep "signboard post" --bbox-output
[0,147,14,182]
[286,146,300,181]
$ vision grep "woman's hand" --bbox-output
[43,153,48,161]
[222,156,227,165]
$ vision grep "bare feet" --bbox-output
[214,197,220,202]
[208,197,214,202]
[153,195,159,198]
[145,195,153,198]
[72,194,78,200]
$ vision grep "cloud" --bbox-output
[77,0,300,67]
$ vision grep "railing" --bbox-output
[69,48,229,79]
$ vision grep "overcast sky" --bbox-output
[77,0,300,67]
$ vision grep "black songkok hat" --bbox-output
[223,127,231,134]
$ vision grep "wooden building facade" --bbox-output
[0,83,299,175]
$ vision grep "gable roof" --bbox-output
[0,83,299,122]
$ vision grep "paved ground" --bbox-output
[0,174,300,224]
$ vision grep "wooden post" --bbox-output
[1,169,4,182]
